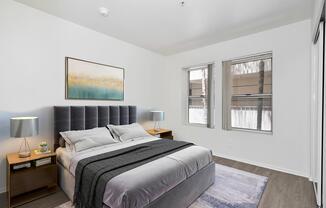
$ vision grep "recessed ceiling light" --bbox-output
[98,7,109,17]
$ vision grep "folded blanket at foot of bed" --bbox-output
[74,139,193,208]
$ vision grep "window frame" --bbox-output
[222,52,273,134]
[184,63,215,128]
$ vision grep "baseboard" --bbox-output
[213,153,308,178]
[0,186,6,194]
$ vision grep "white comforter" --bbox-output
[56,137,212,208]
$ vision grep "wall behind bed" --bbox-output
[0,0,165,193]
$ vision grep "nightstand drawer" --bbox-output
[11,164,57,197]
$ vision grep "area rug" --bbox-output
[56,164,268,208]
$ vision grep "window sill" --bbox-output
[224,127,273,135]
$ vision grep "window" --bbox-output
[222,53,272,133]
[186,64,214,128]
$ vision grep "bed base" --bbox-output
[58,163,75,201]
[145,161,215,208]
[58,162,215,208]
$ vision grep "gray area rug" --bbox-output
[56,164,268,208]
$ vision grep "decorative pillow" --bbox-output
[58,137,76,152]
[60,127,117,152]
[108,123,150,142]
[107,125,120,141]
[59,137,66,148]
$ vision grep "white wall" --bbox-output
[0,0,165,193]
[160,20,311,177]
[0,0,313,194]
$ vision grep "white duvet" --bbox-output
[56,137,212,208]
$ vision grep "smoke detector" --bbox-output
[99,7,109,17]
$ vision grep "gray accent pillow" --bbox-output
[60,127,117,152]
[108,123,150,142]
[59,137,66,148]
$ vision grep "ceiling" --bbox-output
[15,0,312,55]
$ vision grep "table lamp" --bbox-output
[10,117,39,158]
[150,111,164,131]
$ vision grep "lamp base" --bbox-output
[18,137,31,158]
[18,151,31,158]
[153,121,161,132]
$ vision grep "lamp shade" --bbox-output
[10,117,39,138]
[150,111,164,121]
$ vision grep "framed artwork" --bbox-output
[65,57,124,100]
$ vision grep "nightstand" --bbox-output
[147,129,173,140]
[6,151,57,208]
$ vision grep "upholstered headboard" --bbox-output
[53,106,137,150]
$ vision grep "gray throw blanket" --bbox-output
[74,139,193,208]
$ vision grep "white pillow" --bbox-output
[108,123,150,142]
[65,142,75,152]
[60,127,117,152]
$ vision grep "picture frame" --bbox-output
[65,57,125,101]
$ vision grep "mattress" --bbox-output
[56,137,212,208]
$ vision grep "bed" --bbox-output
[54,106,215,208]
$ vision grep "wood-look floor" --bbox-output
[213,156,317,208]
[0,156,317,208]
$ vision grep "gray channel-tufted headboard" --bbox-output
[53,106,137,150]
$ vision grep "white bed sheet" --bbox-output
[56,137,212,208]
[56,136,159,173]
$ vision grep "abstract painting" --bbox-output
[65,57,124,100]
